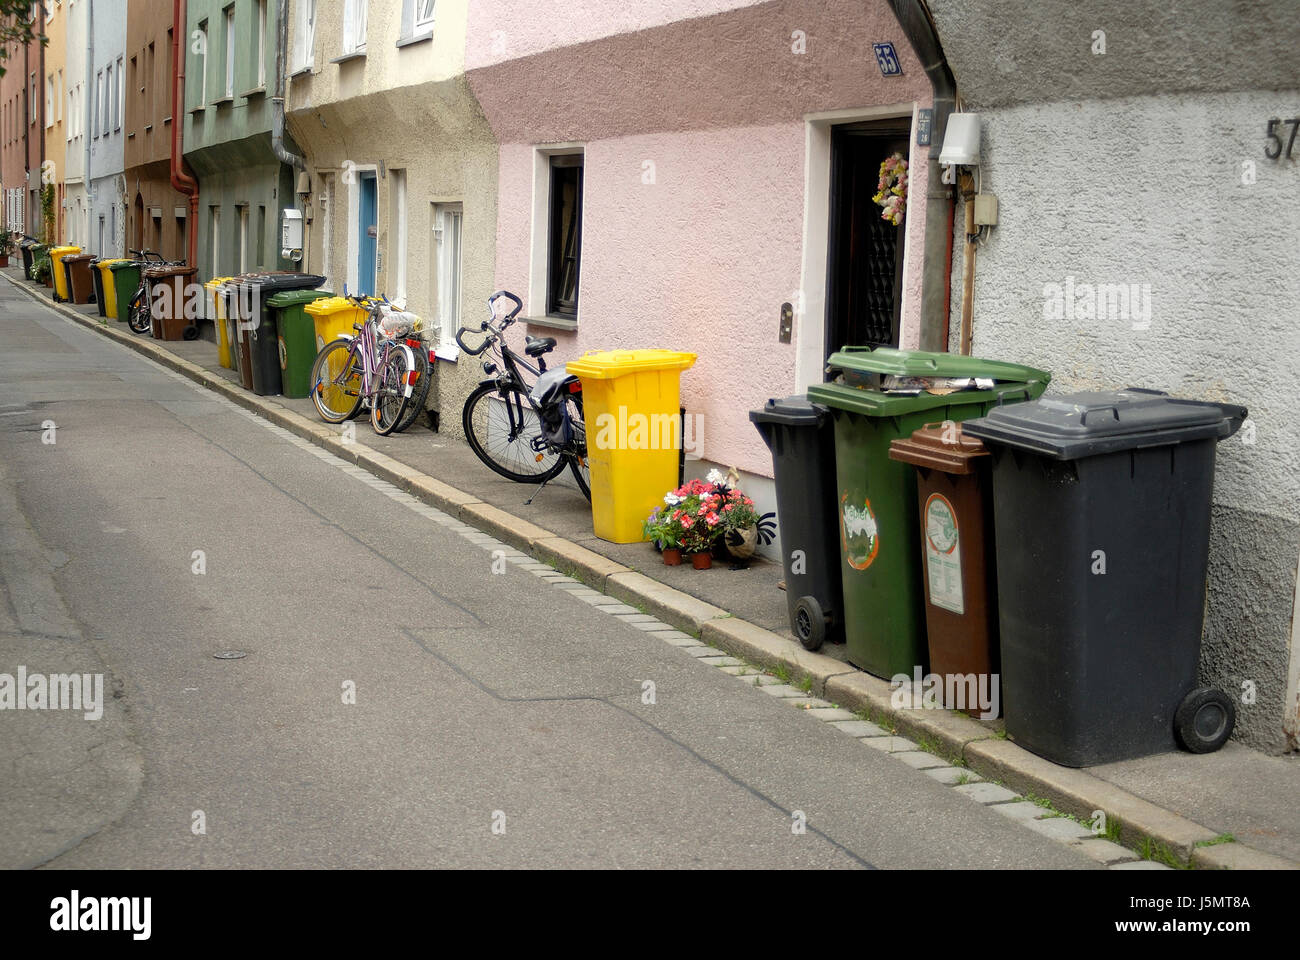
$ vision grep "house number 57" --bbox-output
[1264,118,1299,160]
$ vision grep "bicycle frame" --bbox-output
[324,305,416,405]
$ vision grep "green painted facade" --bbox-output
[184,0,300,282]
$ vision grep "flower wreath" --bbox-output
[872,152,908,227]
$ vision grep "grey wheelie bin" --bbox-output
[750,397,844,650]
[963,388,1247,766]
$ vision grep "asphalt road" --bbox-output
[0,283,1095,869]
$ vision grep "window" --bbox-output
[210,206,220,276]
[93,71,102,137]
[104,62,113,133]
[224,8,235,97]
[196,22,208,106]
[293,0,315,71]
[115,56,123,129]
[45,75,52,128]
[433,203,462,344]
[547,155,583,318]
[145,44,154,118]
[256,205,266,267]
[256,0,267,87]
[343,0,367,54]
[414,0,435,32]
[238,205,248,272]
[29,73,36,127]
[390,170,407,300]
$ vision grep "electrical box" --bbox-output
[281,208,303,262]
[973,194,999,227]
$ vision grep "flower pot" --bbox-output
[0,255,9,267]
[716,524,759,561]
[690,552,713,570]
[662,548,683,566]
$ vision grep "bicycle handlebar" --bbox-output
[486,290,523,326]
[455,326,490,356]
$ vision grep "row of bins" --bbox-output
[753,347,1245,766]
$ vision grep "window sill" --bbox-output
[189,105,205,115]
[163,116,172,125]
[143,123,152,131]
[523,315,578,332]
[330,50,366,65]
[239,86,266,99]
[290,64,313,78]
[212,95,234,107]
[396,32,433,49]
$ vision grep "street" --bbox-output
[0,281,1105,870]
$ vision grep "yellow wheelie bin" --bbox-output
[565,349,697,543]
[207,276,235,369]
[95,258,128,319]
[305,295,371,353]
[49,245,82,302]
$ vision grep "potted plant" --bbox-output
[0,229,13,268]
[643,508,684,566]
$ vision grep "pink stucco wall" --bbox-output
[470,0,936,476]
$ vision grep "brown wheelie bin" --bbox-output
[888,422,1000,719]
[142,265,199,340]
[64,254,99,304]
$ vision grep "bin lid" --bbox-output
[50,245,82,255]
[305,295,368,317]
[566,349,697,380]
[205,276,235,289]
[143,265,197,278]
[108,260,140,272]
[962,388,1248,461]
[808,378,1043,418]
[63,253,97,263]
[826,346,1050,383]
[267,289,334,308]
[232,272,326,292]
[748,395,828,428]
[888,423,989,475]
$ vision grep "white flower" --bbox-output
[664,493,682,506]
[706,469,726,485]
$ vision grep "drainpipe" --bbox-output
[271,0,303,171]
[170,0,199,268]
[887,0,956,352]
[84,0,94,251]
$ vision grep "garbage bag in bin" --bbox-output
[964,388,1246,765]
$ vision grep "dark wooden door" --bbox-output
[826,120,910,361]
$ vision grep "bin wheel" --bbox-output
[794,596,827,651]
[182,324,200,341]
[1174,687,1235,754]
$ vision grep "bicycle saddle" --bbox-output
[524,336,557,357]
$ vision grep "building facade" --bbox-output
[465,0,936,502]
[87,0,127,257]
[42,0,66,241]
[124,0,188,259]
[63,0,90,246]
[285,0,497,429]
[0,20,44,238]
[185,0,295,290]
[927,0,1300,753]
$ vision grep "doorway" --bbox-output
[357,172,377,295]
[825,119,911,358]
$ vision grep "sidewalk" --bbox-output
[9,265,1297,869]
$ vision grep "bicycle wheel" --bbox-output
[310,338,363,423]
[392,341,432,433]
[564,395,591,501]
[127,290,151,334]
[370,347,412,437]
[462,382,567,483]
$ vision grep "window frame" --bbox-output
[224,7,236,98]
[414,0,436,33]
[293,0,316,71]
[342,0,368,55]
[546,154,584,320]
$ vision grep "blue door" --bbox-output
[358,172,377,295]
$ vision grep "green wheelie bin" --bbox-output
[806,348,1050,680]
[109,260,143,322]
[266,289,332,398]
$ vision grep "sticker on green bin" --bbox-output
[923,493,963,614]
[840,496,879,570]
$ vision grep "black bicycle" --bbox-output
[125,248,189,337]
[456,291,590,502]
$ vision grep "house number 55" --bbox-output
[1264,118,1299,160]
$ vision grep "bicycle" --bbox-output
[456,290,590,502]
[309,293,418,436]
[125,248,188,337]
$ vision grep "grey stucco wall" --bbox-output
[938,86,1299,749]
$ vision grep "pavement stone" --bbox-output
[892,751,951,771]
[988,800,1050,823]
[698,656,744,667]
[828,720,889,738]
[953,782,1021,804]
[803,708,858,723]
[1109,860,1173,870]
[1023,815,1096,842]
[1070,839,1139,865]
[925,766,983,786]
[861,736,919,753]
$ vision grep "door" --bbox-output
[825,119,911,360]
[357,172,377,296]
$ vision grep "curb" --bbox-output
[11,272,1297,871]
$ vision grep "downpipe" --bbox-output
[169,0,199,272]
